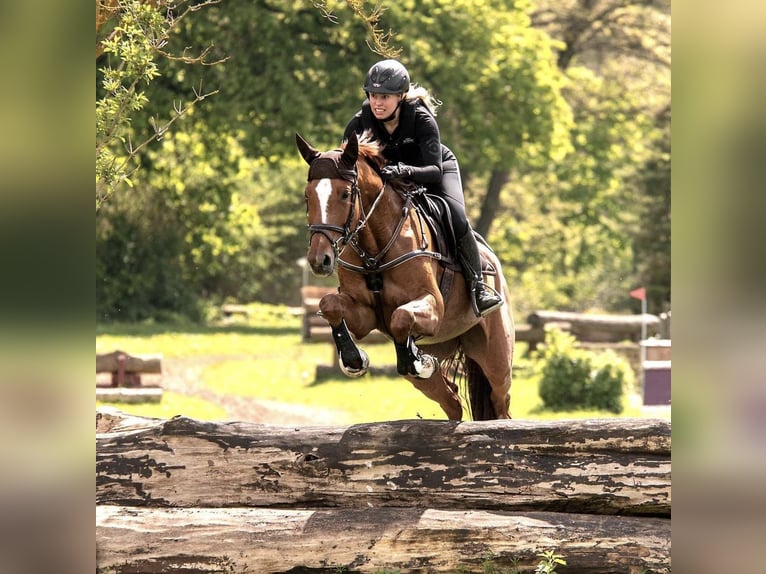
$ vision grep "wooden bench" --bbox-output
[220,303,250,322]
[96,350,163,403]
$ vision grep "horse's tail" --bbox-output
[442,350,494,421]
[464,356,495,421]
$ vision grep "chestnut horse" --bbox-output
[296,131,514,420]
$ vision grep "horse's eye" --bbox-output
[341,187,351,200]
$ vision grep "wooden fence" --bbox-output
[96,411,671,573]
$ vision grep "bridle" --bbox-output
[306,153,441,276]
[305,158,360,258]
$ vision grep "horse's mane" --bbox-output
[342,130,421,194]
[343,129,386,170]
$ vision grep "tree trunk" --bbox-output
[96,413,670,517]
[96,505,671,574]
[475,168,510,237]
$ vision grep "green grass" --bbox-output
[97,304,670,423]
[106,391,229,421]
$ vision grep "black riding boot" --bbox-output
[456,230,503,317]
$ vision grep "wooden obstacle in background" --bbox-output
[96,411,671,573]
[96,351,163,403]
[516,310,665,351]
[220,303,251,323]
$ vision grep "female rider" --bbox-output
[343,59,503,317]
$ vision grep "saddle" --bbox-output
[401,184,499,278]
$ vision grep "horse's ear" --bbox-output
[296,132,320,165]
[340,131,358,169]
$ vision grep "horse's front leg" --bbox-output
[319,292,376,377]
[389,294,442,379]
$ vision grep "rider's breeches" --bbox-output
[440,158,471,238]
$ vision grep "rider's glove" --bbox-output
[381,163,414,181]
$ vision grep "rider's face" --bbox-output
[368,92,403,120]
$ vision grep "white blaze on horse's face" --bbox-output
[306,177,348,277]
[315,178,333,224]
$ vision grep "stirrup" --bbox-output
[473,282,504,318]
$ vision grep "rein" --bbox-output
[339,186,443,274]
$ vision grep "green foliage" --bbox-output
[145,0,376,156]
[633,106,671,311]
[491,64,655,315]
[96,125,309,321]
[478,548,567,573]
[97,0,164,204]
[534,551,566,574]
[536,327,632,413]
[96,0,222,208]
[483,1,670,315]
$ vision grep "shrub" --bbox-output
[536,327,631,413]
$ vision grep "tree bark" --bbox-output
[96,505,671,574]
[96,413,670,517]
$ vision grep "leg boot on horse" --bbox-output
[456,230,504,318]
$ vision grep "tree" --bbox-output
[528,0,671,310]
[96,0,224,208]
[633,103,670,311]
[530,0,671,73]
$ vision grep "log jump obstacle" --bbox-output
[515,310,666,353]
[96,411,670,573]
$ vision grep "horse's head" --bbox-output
[295,132,362,277]
[296,131,390,277]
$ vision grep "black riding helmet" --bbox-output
[363,59,410,94]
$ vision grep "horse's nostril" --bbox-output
[323,254,333,269]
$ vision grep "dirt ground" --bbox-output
[161,356,348,426]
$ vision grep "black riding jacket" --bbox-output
[343,99,457,192]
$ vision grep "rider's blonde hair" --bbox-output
[404,84,442,116]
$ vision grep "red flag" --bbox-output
[630,287,646,301]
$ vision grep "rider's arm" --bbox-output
[398,107,443,184]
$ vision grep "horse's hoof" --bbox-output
[413,353,437,379]
[339,349,369,378]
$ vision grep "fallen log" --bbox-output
[527,311,661,342]
[96,506,670,574]
[96,412,670,516]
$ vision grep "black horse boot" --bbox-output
[456,230,504,317]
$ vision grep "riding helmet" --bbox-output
[363,59,410,94]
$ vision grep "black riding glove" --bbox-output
[381,163,414,181]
